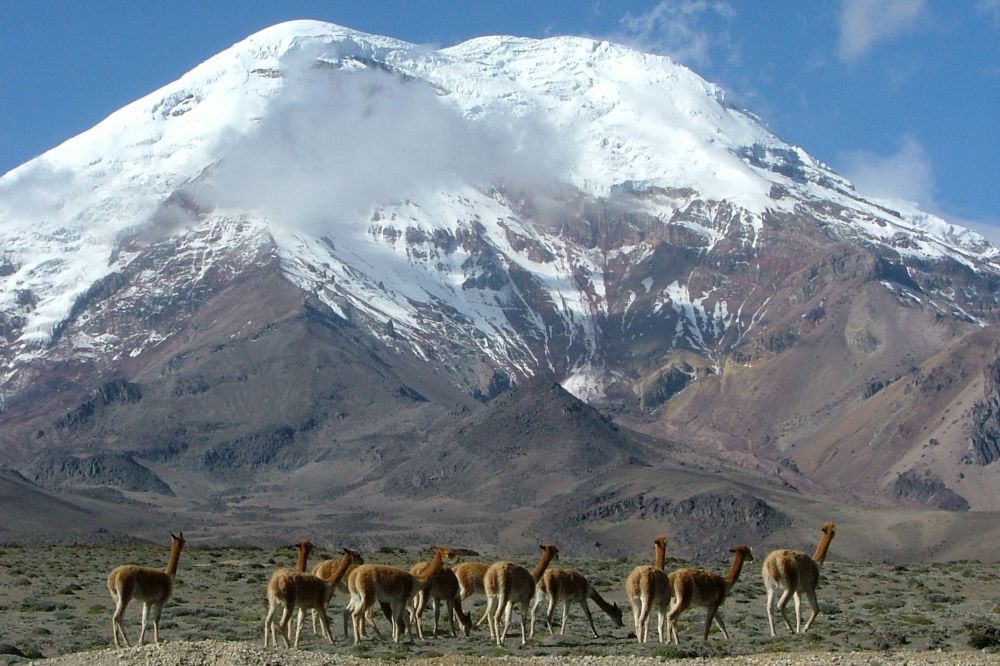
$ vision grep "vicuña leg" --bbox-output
[802,589,820,632]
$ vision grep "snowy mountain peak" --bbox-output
[1,20,998,408]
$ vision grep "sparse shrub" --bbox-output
[861,597,904,611]
[649,646,700,659]
[19,597,69,612]
[967,620,1000,649]
[570,646,603,656]
[872,629,909,649]
[18,645,43,659]
[900,614,933,626]
[818,599,840,615]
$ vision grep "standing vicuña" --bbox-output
[308,547,364,637]
[483,544,559,646]
[107,532,185,647]
[263,539,314,646]
[667,545,753,643]
[530,567,623,638]
[625,535,671,643]
[762,522,836,636]
[409,559,472,638]
[264,547,358,648]
[349,546,457,643]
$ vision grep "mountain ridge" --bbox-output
[2,20,999,554]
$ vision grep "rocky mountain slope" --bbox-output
[1,21,999,556]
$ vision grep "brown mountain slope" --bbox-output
[619,241,1000,512]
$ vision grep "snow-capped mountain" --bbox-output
[2,21,1000,548]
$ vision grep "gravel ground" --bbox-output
[25,640,1000,666]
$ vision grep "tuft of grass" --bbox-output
[872,629,909,650]
[861,598,904,611]
[568,647,604,657]
[967,620,1000,649]
[899,614,933,626]
[18,645,44,659]
[649,645,702,659]
[19,598,69,613]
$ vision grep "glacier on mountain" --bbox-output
[1,19,996,403]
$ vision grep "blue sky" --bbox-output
[2,0,998,241]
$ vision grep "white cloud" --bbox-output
[977,0,1000,21]
[837,0,927,62]
[839,135,935,204]
[196,47,572,235]
[839,136,1000,247]
[618,0,736,68]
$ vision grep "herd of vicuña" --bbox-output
[104,523,837,649]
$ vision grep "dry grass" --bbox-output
[1,545,998,661]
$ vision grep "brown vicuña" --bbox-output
[483,544,559,646]
[667,545,754,643]
[624,534,671,643]
[307,547,364,637]
[262,539,313,647]
[452,561,491,627]
[349,546,457,643]
[343,566,385,640]
[264,546,357,648]
[409,559,472,638]
[106,532,185,647]
[530,567,623,638]
[762,522,837,636]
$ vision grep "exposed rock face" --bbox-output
[570,491,789,559]
[967,355,1000,466]
[30,453,172,496]
[55,379,142,431]
[892,470,969,511]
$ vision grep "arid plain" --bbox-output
[1,543,999,664]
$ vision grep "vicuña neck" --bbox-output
[654,538,666,571]
[812,529,835,565]
[165,539,184,577]
[531,548,556,582]
[416,549,447,585]
[325,552,355,587]
[295,543,312,572]
[589,588,618,618]
[723,549,748,591]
